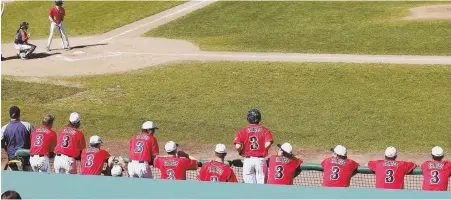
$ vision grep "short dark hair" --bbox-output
[215,152,226,159]
[9,106,20,119]
[69,121,80,128]
[90,143,100,148]
[432,155,444,161]
[337,155,347,160]
[1,190,21,199]
[385,155,397,160]
[282,151,294,159]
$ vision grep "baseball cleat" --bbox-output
[45,46,51,52]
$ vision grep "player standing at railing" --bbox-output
[234,108,273,184]
[154,141,198,180]
[198,144,238,183]
[321,145,360,187]
[367,146,416,189]
[128,121,159,178]
[267,142,303,185]
[29,114,57,173]
[420,146,451,191]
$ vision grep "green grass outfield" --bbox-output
[1,1,183,42]
[2,62,450,152]
[146,1,451,56]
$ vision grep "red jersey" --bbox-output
[321,156,360,187]
[80,147,110,175]
[29,126,57,156]
[368,160,416,189]
[198,161,238,183]
[234,124,273,157]
[129,132,158,162]
[421,160,451,191]
[267,155,303,185]
[54,127,86,158]
[154,156,197,180]
[49,7,65,24]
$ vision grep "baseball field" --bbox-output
[2,1,451,165]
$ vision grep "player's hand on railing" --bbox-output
[231,159,243,167]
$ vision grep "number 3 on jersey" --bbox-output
[430,170,440,184]
[134,141,144,153]
[330,166,340,180]
[385,169,394,183]
[34,134,43,146]
[249,136,259,150]
[61,135,70,148]
[85,154,94,167]
[275,165,284,179]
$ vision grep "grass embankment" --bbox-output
[1,1,183,42]
[2,62,450,152]
[146,1,451,55]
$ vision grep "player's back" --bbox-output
[235,124,272,157]
[198,161,237,182]
[321,156,359,187]
[129,132,156,162]
[154,156,197,180]
[80,147,110,175]
[368,160,416,189]
[30,126,56,156]
[55,127,85,158]
[421,160,451,191]
[267,155,303,185]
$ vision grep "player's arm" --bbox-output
[228,170,238,183]
[351,161,360,177]
[264,130,274,149]
[294,159,303,178]
[406,161,417,174]
[234,131,244,155]
[1,125,7,150]
[102,153,113,176]
[367,161,376,172]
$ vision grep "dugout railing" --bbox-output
[8,150,450,191]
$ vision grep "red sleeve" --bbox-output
[152,137,159,155]
[297,159,303,167]
[103,150,111,161]
[265,129,273,142]
[368,161,376,172]
[185,158,198,170]
[420,161,427,170]
[320,158,326,167]
[233,130,243,144]
[353,160,360,171]
[404,162,416,174]
[49,8,53,16]
[51,131,57,151]
[79,133,86,149]
[154,157,160,168]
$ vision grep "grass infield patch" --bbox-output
[146,1,451,56]
[2,62,450,152]
[1,1,183,42]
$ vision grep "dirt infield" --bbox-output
[403,4,451,20]
[2,1,451,165]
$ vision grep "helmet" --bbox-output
[55,0,63,6]
[246,108,261,124]
[20,22,29,29]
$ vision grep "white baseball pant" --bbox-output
[29,155,50,173]
[128,160,152,178]
[46,22,70,49]
[14,44,36,58]
[53,154,77,174]
[243,157,267,184]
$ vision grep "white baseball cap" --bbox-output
[277,143,293,154]
[215,144,227,154]
[385,146,397,158]
[69,112,80,123]
[89,135,102,144]
[331,145,347,156]
[111,165,123,177]
[165,141,178,152]
[432,146,444,157]
[142,121,158,130]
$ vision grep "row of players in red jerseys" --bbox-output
[28,112,450,191]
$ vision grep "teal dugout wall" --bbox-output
[1,171,450,199]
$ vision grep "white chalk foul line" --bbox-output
[97,0,212,44]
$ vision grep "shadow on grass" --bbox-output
[1,52,61,61]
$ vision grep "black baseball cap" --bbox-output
[9,106,20,118]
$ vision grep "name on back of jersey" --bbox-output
[331,158,346,165]
[136,134,150,140]
[383,161,398,167]
[164,160,179,166]
[247,127,261,133]
[36,128,50,133]
[208,166,224,175]
[428,163,444,169]
[62,128,76,135]
[85,147,99,153]
[275,157,290,164]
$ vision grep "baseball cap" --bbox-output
[89,135,102,144]
[111,165,123,177]
[69,112,80,123]
[277,143,293,154]
[330,145,347,156]
[385,146,397,158]
[142,121,158,130]
[432,146,444,157]
[215,144,227,154]
[165,141,178,152]
[9,106,20,118]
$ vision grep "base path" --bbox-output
[2,0,451,77]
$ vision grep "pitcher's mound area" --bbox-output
[403,4,451,20]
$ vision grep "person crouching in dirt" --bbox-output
[14,22,36,60]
